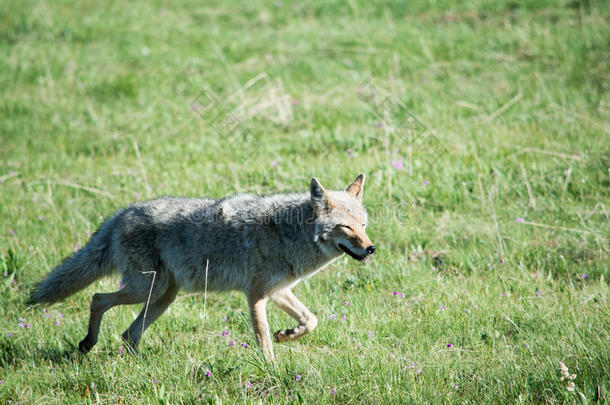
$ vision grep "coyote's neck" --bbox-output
[267,197,341,278]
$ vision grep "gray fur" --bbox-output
[29,175,375,359]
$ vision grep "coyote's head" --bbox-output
[310,174,376,262]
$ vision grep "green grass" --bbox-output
[1,0,609,402]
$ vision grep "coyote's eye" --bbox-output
[338,224,353,231]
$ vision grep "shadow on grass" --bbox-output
[37,340,84,364]
[0,337,85,368]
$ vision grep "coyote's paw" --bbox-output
[273,329,288,343]
[273,328,297,343]
[120,333,140,354]
[78,339,93,354]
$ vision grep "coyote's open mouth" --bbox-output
[339,244,368,262]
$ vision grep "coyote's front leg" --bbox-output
[247,289,274,360]
[270,289,318,343]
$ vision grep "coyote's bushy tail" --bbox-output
[28,217,117,305]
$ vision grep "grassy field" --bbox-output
[1,0,609,402]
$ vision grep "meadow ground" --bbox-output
[1,0,609,403]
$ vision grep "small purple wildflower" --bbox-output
[90,382,95,390]
[221,329,230,337]
[581,273,588,279]
[453,384,459,390]
[516,217,525,223]
[391,160,404,171]
[330,314,336,320]
[536,290,542,298]
[341,314,347,322]
[205,370,211,377]
[270,160,278,167]
[42,308,47,313]
[331,388,337,396]
[400,293,405,298]
[56,320,61,326]
[229,340,235,346]
[152,379,159,384]
[409,362,415,369]
[7,333,13,337]
[45,314,50,319]
[424,180,430,186]
[344,301,349,306]
[440,305,445,311]
[0,380,3,384]
[119,346,124,355]
[59,313,65,317]
[246,381,252,388]
[295,375,301,381]
[524,343,529,348]
[374,121,383,128]
[346,149,354,158]
[367,331,374,339]
[8,229,15,236]
[416,368,422,374]
[393,291,398,296]
[241,342,249,348]
[500,259,505,264]
[292,99,300,106]
[500,292,506,297]
[447,343,453,348]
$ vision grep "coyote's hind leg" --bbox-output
[78,288,147,354]
[121,282,179,351]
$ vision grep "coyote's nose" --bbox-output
[367,245,376,254]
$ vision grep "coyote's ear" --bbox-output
[310,177,330,212]
[346,174,365,202]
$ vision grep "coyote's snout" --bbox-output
[28,174,374,360]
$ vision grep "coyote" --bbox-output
[28,175,375,359]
